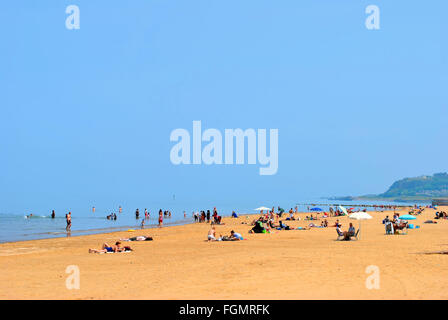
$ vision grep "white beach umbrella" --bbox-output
[339,205,348,216]
[254,206,271,212]
[348,212,372,239]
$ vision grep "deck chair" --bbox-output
[350,229,359,240]
[385,222,394,235]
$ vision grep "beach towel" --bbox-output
[101,249,132,254]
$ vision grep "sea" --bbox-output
[0,198,429,243]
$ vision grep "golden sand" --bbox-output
[1,207,447,299]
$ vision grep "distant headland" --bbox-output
[326,172,448,203]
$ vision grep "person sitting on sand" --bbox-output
[336,226,352,241]
[435,211,447,219]
[208,227,218,241]
[230,230,243,240]
[249,221,266,234]
[219,230,243,241]
[348,223,355,236]
[393,220,408,232]
[279,220,291,230]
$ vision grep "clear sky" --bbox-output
[0,1,447,213]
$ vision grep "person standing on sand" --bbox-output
[158,209,163,228]
[65,212,72,231]
[206,210,211,223]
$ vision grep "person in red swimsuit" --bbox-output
[158,209,163,228]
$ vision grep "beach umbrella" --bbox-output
[348,212,372,240]
[399,214,416,220]
[338,206,348,216]
[310,207,323,212]
[397,214,416,234]
[254,207,271,211]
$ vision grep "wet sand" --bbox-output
[1,207,448,299]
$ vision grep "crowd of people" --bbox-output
[31,202,444,253]
[193,207,224,225]
[382,213,409,234]
[435,211,447,219]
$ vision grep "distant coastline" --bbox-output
[324,195,432,203]
[325,172,448,204]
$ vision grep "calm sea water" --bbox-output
[0,199,427,243]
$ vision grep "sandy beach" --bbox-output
[1,207,448,300]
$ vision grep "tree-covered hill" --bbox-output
[380,172,448,198]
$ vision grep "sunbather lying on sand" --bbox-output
[89,242,132,253]
[422,251,448,255]
[307,223,321,228]
[120,236,153,241]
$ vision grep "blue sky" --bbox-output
[0,1,447,213]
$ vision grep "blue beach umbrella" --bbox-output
[399,214,416,220]
[398,214,417,234]
[310,207,323,212]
